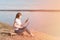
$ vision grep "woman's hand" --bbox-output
[21,18,29,27]
[25,18,29,23]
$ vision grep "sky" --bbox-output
[0,0,60,10]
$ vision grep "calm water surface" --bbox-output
[0,11,60,37]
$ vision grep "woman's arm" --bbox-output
[21,18,29,27]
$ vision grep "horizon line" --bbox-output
[0,9,60,12]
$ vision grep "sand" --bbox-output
[0,22,60,40]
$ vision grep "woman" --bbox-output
[13,12,33,36]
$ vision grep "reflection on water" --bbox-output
[0,11,60,37]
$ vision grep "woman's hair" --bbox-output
[15,12,22,19]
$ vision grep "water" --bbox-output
[0,11,60,37]
[0,11,31,25]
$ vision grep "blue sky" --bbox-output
[0,0,60,10]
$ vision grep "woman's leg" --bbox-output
[25,28,31,34]
[18,27,33,36]
[24,28,33,36]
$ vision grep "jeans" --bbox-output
[15,27,31,35]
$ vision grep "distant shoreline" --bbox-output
[0,9,60,12]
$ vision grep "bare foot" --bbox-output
[30,33,34,37]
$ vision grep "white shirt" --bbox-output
[14,18,23,30]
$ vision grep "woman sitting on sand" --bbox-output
[13,12,33,36]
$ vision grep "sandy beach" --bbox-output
[0,22,60,40]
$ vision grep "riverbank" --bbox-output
[0,22,59,40]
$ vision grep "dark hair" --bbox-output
[15,12,22,18]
